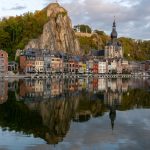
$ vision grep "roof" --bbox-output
[106,41,122,47]
[89,49,105,57]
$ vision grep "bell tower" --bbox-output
[105,18,123,59]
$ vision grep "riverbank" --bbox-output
[0,73,150,79]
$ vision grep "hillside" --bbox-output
[76,30,150,60]
[0,2,149,61]
[0,8,48,60]
[0,3,80,60]
[76,31,109,54]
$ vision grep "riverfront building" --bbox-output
[0,50,8,76]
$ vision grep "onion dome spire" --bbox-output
[111,16,118,41]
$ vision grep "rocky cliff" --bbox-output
[25,3,81,54]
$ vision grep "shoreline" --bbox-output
[0,74,150,79]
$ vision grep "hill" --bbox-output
[0,3,80,60]
[76,29,150,60]
[0,3,149,61]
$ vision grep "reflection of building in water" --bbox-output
[98,78,106,91]
[0,80,8,104]
[19,79,45,101]
[104,78,130,107]
[73,111,91,122]
[78,79,87,91]
[18,78,131,103]
[109,106,116,130]
[51,79,63,97]
[104,79,122,106]
[8,80,18,92]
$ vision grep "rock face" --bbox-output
[25,3,80,54]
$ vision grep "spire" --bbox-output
[111,16,118,41]
[113,16,116,28]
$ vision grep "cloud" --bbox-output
[54,0,150,39]
[9,5,27,10]
[3,5,27,11]
[29,109,150,150]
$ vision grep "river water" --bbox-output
[0,78,150,150]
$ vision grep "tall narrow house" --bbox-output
[0,50,8,76]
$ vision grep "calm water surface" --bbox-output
[0,78,150,150]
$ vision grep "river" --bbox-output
[0,78,150,150]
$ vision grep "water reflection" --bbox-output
[0,79,8,104]
[0,78,150,147]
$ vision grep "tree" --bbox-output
[74,24,92,33]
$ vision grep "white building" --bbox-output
[98,61,107,74]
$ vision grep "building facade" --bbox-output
[98,61,107,74]
[0,50,8,76]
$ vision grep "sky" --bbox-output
[0,0,150,40]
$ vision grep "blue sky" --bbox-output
[0,0,150,40]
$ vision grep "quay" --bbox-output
[0,73,150,79]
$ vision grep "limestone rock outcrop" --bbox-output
[25,3,81,54]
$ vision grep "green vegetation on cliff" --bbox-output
[0,10,48,60]
[0,9,150,61]
[76,27,150,60]
[76,29,109,54]
[119,37,150,60]
[74,24,92,33]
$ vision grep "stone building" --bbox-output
[98,60,107,74]
[8,61,18,72]
[0,50,8,76]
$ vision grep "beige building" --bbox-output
[98,61,107,74]
[51,56,63,73]
[35,59,44,73]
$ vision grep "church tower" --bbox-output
[111,19,117,42]
[105,19,123,59]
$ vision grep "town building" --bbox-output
[0,50,8,76]
[34,51,44,73]
[8,61,18,72]
[98,60,107,74]
[51,55,63,73]
[43,50,51,73]
[86,60,93,74]
[129,61,141,74]
[122,60,130,73]
[62,53,69,73]
[93,61,98,74]
[20,50,36,73]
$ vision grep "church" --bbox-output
[103,19,130,74]
[105,19,123,59]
